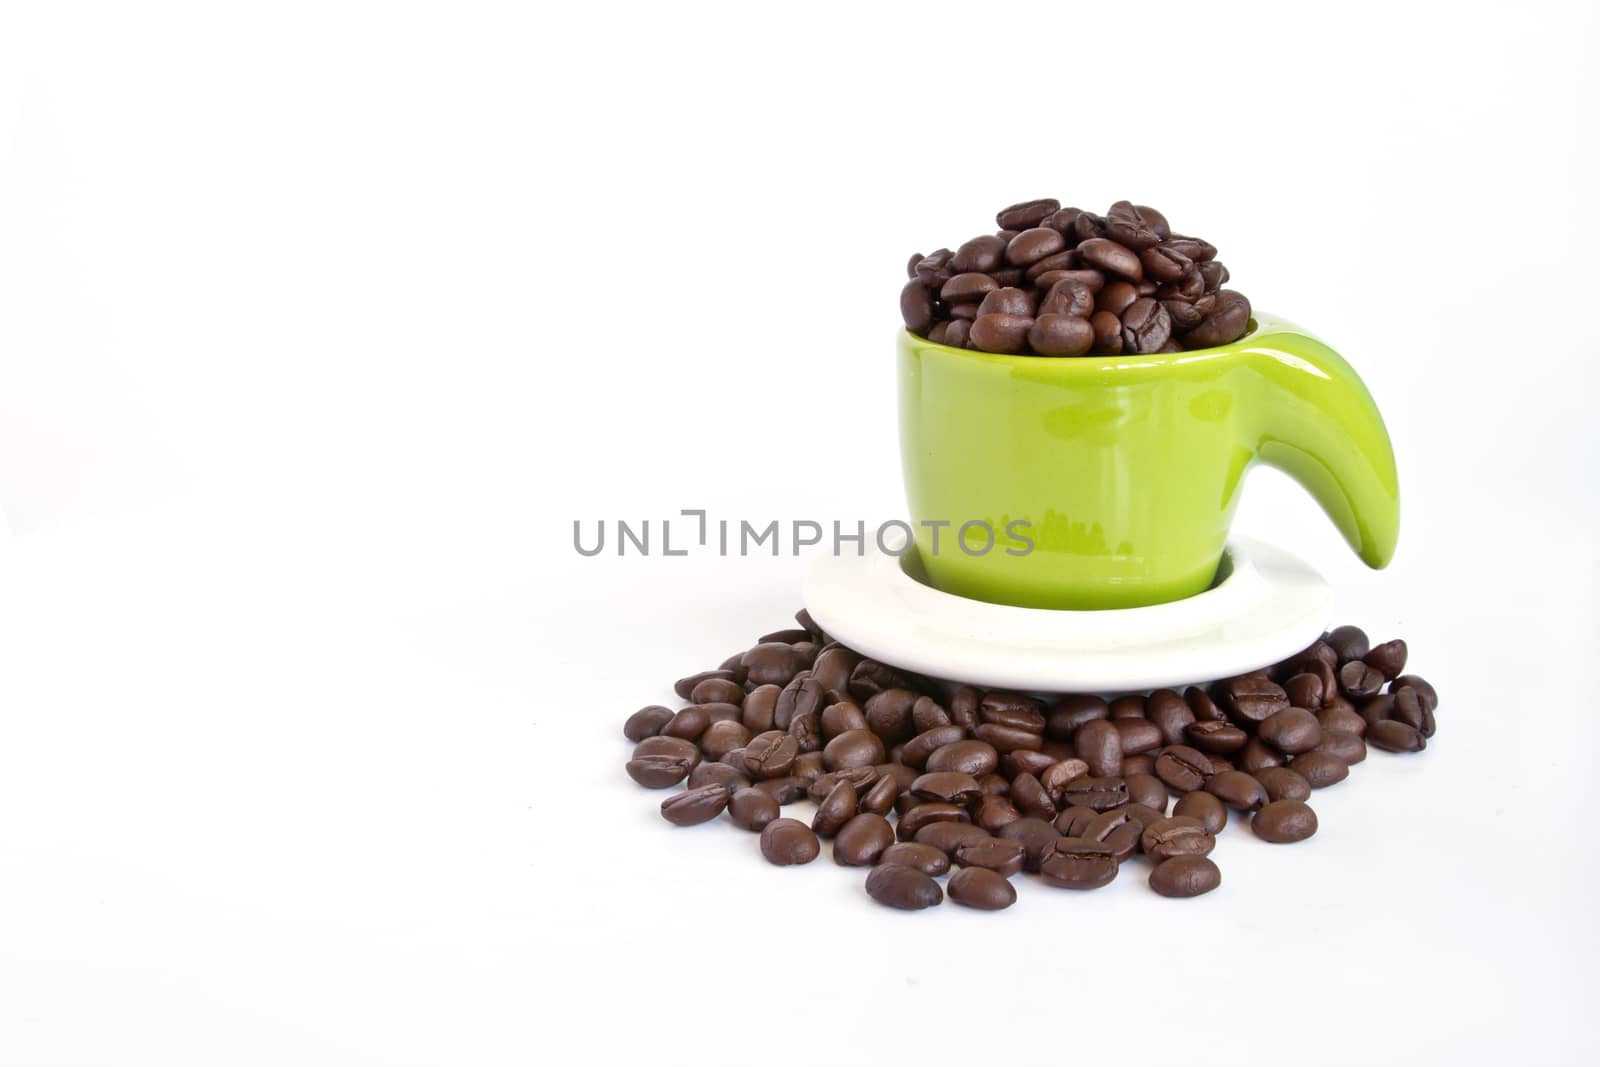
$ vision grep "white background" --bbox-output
[2,1,1597,1064]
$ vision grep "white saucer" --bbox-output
[801,535,1331,694]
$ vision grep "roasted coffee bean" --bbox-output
[952,234,1009,274]
[1013,747,1067,776]
[1237,737,1284,773]
[1040,838,1119,890]
[834,813,896,866]
[1252,799,1318,843]
[1207,754,1236,774]
[1052,805,1100,838]
[1084,808,1144,862]
[791,751,826,782]
[1039,277,1097,318]
[915,822,994,857]
[1010,772,1056,820]
[819,701,869,740]
[1028,314,1095,357]
[850,774,895,818]
[1022,250,1078,281]
[1186,686,1226,722]
[969,313,1035,354]
[948,867,1018,910]
[1221,674,1290,724]
[1060,776,1128,812]
[1122,754,1156,776]
[897,802,970,843]
[1140,816,1215,860]
[1150,855,1221,898]
[1113,718,1164,757]
[877,763,920,792]
[626,754,693,789]
[1039,758,1091,801]
[1006,227,1067,267]
[774,675,824,731]
[1283,672,1326,711]
[1073,211,1107,242]
[1104,200,1170,250]
[675,669,736,701]
[978,693,1045,731]
[698,720,751,761]
[1120,297,1172,354]
[1364,640,1409,680]
[864,688,919,746]
[1314,729,1367,765]
[1339,660,1386,700]
[810,647,857,702]
[699,703,742,727]
[1154,745,1212,792]
[760,818,821,865]
[1095,279,1140,316]
[689,677,744,707]
[822,728,886,771]
[941,272,998,304]
[1090,310,1124,353]
[910,695,951,733]
[753,775,811,805]
[849,660,924,703]
[1125,772,1168,813]
[787,710,821,753]
[973,794,1023,832]
[865,864,943,910]
[1141,244,1192,282]
[1317,700,1368,737]
[923,738,1000,777]
[977,285,1035,318]
[1184,720,1248,754]
[1368,718,1426,752]
[1078,237,1143,281]
[1197,260,1229,289]
[1259,707,1323,755]
[1392,675,1438,712]
[741,685,781,732]
[807,766,878,803]
[727,786,780,831]
[633,734,699,765]
[624,705,674,742]
[812,780,858,838]
[954,837,1027,877]
[977,774,1009,796]
[1253,766,1311,802]
[660,785,730,826]
[1184,289,1251,347]
[743,731,799,780]
[975,723,1045,753]
[1075,719,1123,777]
[996,198,1061,230]
[1145,689,1195,746]
[688,760,749,794]
[661,706,709,742]
[1206,770,1268,811]
[878,842,950,877]
[1325,625,1370,662]
[996,817,1061,871]
[1390,687,1426,732]
[900,280,936,332]
[1172,791,1227,834]
[911,771,983,806]
[1047,695,1109,740]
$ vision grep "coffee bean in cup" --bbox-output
[903,199,1254,356]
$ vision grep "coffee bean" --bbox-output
[698,720,750,761]
[1339,660,1386,700]
[996,198,1061,230]
[1172,791,1227,833]
[911,771,984,805]
[994,817,1059,872]
[1141,816,1216,860]
[1252,799,1318,843]
[1039,757,1091,801]
[822,728,886,772]
[1046,695,1108,740]
[1052,805,1099,838]
[969,313,1035,354]
[787,710,822,753]
[1124,772,1168,812]
[834,813,896,866]
[948,867,1018,910]
[1184,290,1251,347]
[791,751,826,782]
[1392,675,1438,712]
[976,286,1035,320]
[1140,244,1192,282]
[1075,719,1123,777]
[1027,313,1095,357]
[922,738,999,777]
[897,802,970,843]
[775,675,824,731]
[1155,745,1211,792]
[661,706,709,742]
[952,234,1008,274]
[660,785,729,826]
[859,773,900,816]
[1150,855,1221,898]
[1009,772,1056,820]
[915,821,993,856]
[1259,707,1323,755]
[900,280,935,333]
[941,272,999,304]
[688,760,749,794]
[1120,297,1172,354]
[690,677,745,707]
[1184,720,1248,754]
[819,701,869,740]
[1254,766,1311,802]
[812,780,859,838]
[1324,625,1370,662]
[954,837,1027,877]
[1040,838,1119,890]
[1185,686,1225,722]
[1205,770,1268,811]
[624,705,674,742]
[878,842,950,877]
[974,723,1045,753]
[1006,227,1067,267]
[864,688,920,746]
[1060,776,1129,812]
[1368,718,1426,752]
[761,818,821,865]
[753,775,811,805]
[727,787,780,831]
[626,755,692,789]
[973,794,1023,832]
[1314,729,1367,765]
[865,864,943,910]
[1084,808,1144,862]
[1104,201,1170,249]
[1237,737,1284,773]
[1317,701,1368,737]
[740,685,780,732]
[1114,718,1164,757]
[743,731,799,780]
[1221,674,1290,724]
[1364,639,1409,680]
[1078,238,1143,281]
[1284,672,1326,711]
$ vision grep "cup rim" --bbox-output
[902,313,1283,372]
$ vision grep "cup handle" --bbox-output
[1246,319,1401,569]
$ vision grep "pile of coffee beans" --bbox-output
[900,199,1253,356]
[623,613,1436,911]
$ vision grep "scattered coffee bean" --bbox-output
[1150,855,1222,898]
[661,785,729,826]
[834,813,896,866]
[1141,816,1216,860]
[1289,751,1349,789]
[878,842,951,877]
[865,864,943,910]
[760,818,821,865]
[1253,766,1311,802]
[1173,791,1228,834]
[1040,838,1119,890]
[1252,799,1318,843]
[1206,770,1268,811]
[727,787,780,831]
[948,866,1018,910]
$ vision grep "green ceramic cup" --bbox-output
[898,314,1400,609]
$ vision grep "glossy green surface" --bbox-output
[898,314,1400,609]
